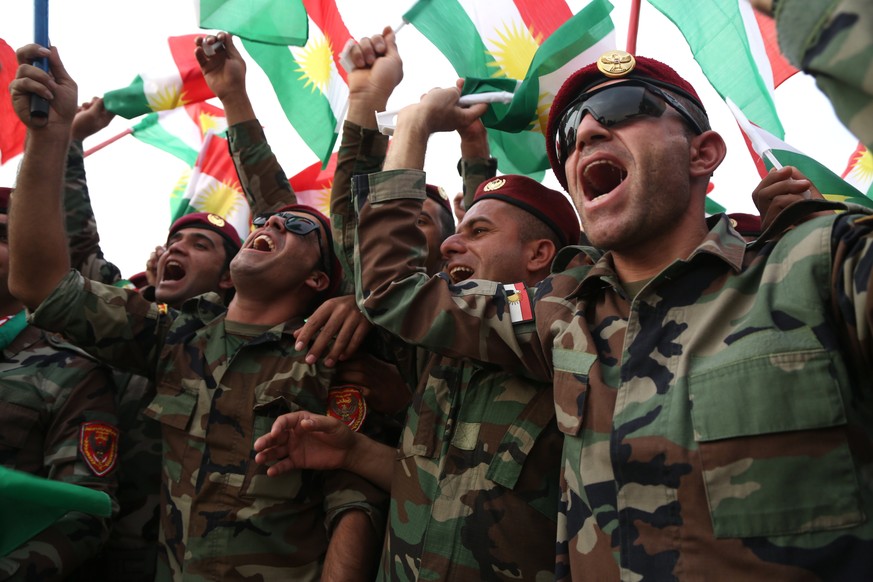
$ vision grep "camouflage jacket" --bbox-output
[776,0,873,150]
[332,126,560,580]
[0,317,119,581]
[64,139,162,581]
[353,170,873,581]
[227,119,297,216]
[29,273,387,581]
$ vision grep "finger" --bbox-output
[10,76,54,102]
[45,46,74,86]
[335,319,372,362]
[355,37,377,66]
[15,44,50,66]
[294,305,332,351]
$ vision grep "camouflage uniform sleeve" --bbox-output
[331,120,389,294]
[64,139,122,285]
[27,270,171,379]
[227,119,297,216]
[775,0,873,150]
[829,212,873,375]
[0,335,119,580]
[458,155,498,210]
[322,469,388,538]
[353,170,552,381]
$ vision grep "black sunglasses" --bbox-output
[555,81,705,168]
[252,212,330,276]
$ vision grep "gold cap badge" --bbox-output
[435,185,449,200]
[483,178,506,192]
[597,50,636,78]
[207,213,226,227]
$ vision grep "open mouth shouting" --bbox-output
[249,233,276,252]
[448,265,474,283]
[163,260,186,281]
[582,158,628,201]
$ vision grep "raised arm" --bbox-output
[197,32,296,215]
[8,44,77,308]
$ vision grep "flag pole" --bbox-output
[83,128,133,158]
[627,0,642,54]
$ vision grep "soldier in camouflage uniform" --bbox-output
[9,43,387,581]
[0,187,120,581]
[346,48,873,580]
[754,0,873,150]
[256,30,576,581]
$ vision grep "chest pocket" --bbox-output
[240,396,307,501]
[552,348,596,437]
[689,329,862,538]
[143,382,198,484]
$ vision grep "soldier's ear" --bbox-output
[218,270,234,291]
[526,239,557,274]
[304,270,330,294]
[689,130,726,178]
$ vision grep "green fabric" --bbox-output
[0,466,111,556]
[199,0,308,46]
[0,311,27,351]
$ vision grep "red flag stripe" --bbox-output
[513,0,573,40]
[752,10,798,88]
[0,38,26,164]
[303,0,353,84]
[168,35,215,106]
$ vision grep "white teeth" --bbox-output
[450,266,474,282]
[253,234,275,251]
[167,260,181,268]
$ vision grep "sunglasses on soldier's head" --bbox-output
[554,81,705,168]
[252,212,330,275]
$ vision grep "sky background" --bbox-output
[0,0,859,277]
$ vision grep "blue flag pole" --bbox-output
[31,0,50,118]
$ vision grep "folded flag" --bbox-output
[104,35,215,119]
[0,466,112,556]
[131,102,228,166]
[407,0,615,179]
[198,0,308,45]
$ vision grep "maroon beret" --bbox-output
[546,51,707,190]
[275,203,342,298]
[471,175,581,247]
[0,187,12,214]
[168,212,242,253]
[727,212,762,237]
[425,184,453,220]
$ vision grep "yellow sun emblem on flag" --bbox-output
[534,91,551,134]
[312,181,333,216]
[296,33,334,94]
[148,82,184,112]
[846,147,873,186]
[486,21,541,80]
[198,112,221,135]
[194,182,246,218]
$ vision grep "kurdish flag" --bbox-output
[288,152,337,216]
[406,0,615,178]
[242,0,351,166]
[131,102,227,166]
[171,131,251,239]
[104,35,214,119]
[0,38,25,165]
[729,99,873,208]
[648,0,797,138]
[841,142,873,197]
[198,0,308,46]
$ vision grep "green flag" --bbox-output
[199,0,308,46]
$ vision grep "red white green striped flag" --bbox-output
[198,0,308,46]
[241,0,351,166]
[0,38,26,165]
[170,131,251,239]
[648,0,798,138]
[405,0,615,179]
[288,152,337,216]
[131,102,227,166]
[730,100,873,208]
[103,35,215,119]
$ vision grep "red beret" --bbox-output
[546,51,707,190]
[425,184,453,220]
[168,212,242,253]
[0,187,12,214]
[727,213,762,237]
[275,203,342,298]
[471,175,580,247]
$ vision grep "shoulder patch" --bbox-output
[503,283,533,324]
[326,385,367,432]
[79,421,119,477]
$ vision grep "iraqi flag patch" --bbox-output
[326,385,367,432]
[503,283,533,324]
[79,421,119,477]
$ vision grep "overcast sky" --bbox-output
[1,0,858,277]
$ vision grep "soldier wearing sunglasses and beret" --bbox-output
[345,48,873,580]
[8,44,386,581]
